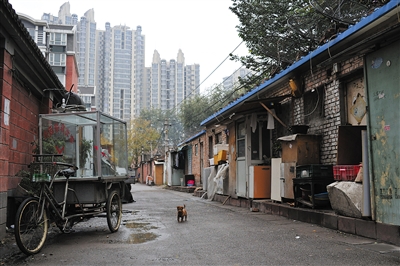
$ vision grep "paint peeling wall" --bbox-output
[366,39,400,225]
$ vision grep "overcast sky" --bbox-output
[8,0,249,92]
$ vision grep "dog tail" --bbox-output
[184,204,186,208]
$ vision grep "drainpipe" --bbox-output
[362,130,371,217]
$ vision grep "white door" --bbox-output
[236,121,247,197]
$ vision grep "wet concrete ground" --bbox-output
[2,184,400,265]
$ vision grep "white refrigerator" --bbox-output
[280,162,296,200]
[271,158,282,202]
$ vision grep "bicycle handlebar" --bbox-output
[57,168,76,178]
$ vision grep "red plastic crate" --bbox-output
[333,165,361,181]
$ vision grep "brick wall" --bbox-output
[256,56,364,165]
[188,127,229,187]
[0,48,12,239]
[320,80,341,164]
[190,144,200,185]
[299,56,364,164]
[66,55,78,92]
[0,48,51,238]
[0,49,54,185]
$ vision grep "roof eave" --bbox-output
[200,1,400,127]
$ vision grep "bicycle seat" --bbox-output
[58,168,76,178]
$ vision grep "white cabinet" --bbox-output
[271,158,282,202]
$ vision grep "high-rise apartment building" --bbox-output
[42,2,78,25]
[18,14,47,56]
[132,26,146,118]
[41,2,94,103]
[76,9,96,88]
[31,2,199,120]
[18,13,79,93]
[185,64,200,99]
[223,68,253,91]
[96,24,145,120]
[47,24,78,91]
[150,49,200,112]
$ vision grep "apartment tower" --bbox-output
[150,49,200,112]
[96,24,145,120]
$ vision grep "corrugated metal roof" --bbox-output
[201,1,399,126]
[178,130,206,147]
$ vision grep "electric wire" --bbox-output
[185,67,271,123]
[173,40,245,112]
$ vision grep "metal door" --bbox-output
[236,121,247,197]
[366,39,400,225]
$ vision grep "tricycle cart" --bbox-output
[14,111,129,255]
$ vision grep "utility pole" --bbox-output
[164,118,169,154]
[163,118,170,185]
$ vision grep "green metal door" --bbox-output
[366,39,400,225]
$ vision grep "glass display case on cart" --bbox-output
[36,111,129,203]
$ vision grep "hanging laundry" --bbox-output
[267,109,275,129]
[251,113,257,133]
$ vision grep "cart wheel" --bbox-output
[14,197,48,255]
[106,190,122,232]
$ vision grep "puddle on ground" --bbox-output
[124,221,158,230]
[127,232,158,244]
[122,221,160,244]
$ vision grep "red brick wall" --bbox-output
[189,134,206,186]
[66,55,78,92]
[0,48,52,192]
[0,49,12,192]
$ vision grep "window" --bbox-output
[26,28,35,39]
[251,124,260,160]
[215,132,222,144]
[49,53,66,66]
[50,46,66,53]
[49,33,67,45]
[208,136,213,159]
[237,121,246,158]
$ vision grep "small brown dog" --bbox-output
[177,204,187,222]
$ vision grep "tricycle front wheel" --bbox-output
[14,198,48,255]
[106,190,122,232]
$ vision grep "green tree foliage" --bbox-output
[178,84,247,137]
[139,108,167,133]
[178,94,212,137]
[139,108,184,152]
[127,118,160,166]
[229,0,328,77]
[229,0,381,79]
